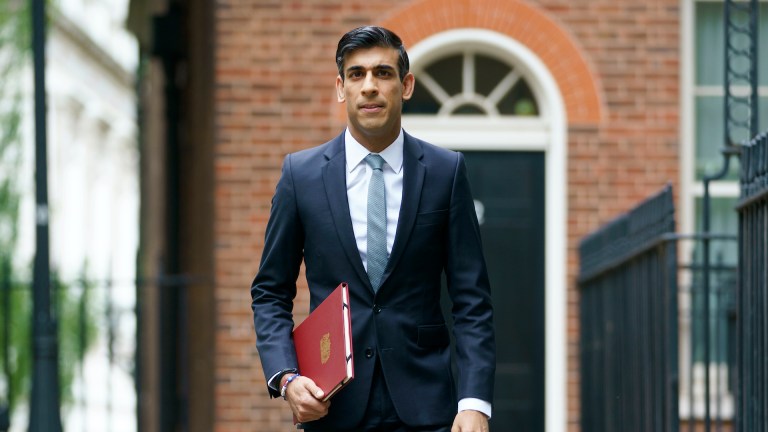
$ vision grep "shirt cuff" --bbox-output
[267,368,298,391]
[458,398,492,419]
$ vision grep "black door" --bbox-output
[443,151,545,431]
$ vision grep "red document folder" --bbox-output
[292,282,354,401]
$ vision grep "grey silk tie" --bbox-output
[365,154,387,291]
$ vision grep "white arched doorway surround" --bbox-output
[402,28,567,432]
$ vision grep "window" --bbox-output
[693,2,768,179]
[681,0,768,420]
[404,51,539,117]
[401,36,553,151]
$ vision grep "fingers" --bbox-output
[303,378,326,400]
[285,376,331,423]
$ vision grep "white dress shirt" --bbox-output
[344,128,404,268]
[344,129,492,419]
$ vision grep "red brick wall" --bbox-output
[213,1,680,430]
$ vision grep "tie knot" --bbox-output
[365,154,385,171]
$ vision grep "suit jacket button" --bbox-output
[373,305,382,314]
[365,347,374,358]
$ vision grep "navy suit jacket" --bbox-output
[251,131,496,429]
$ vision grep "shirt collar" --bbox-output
[344,128,404,174]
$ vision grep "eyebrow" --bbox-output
[345,64,397,74]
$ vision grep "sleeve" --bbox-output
[250,154,305,398]
[445,152,497,403]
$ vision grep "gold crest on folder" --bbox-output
[320,333,331,364]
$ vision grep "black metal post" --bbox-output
[702,153,733,431]
[152,6,185,430]
[28,0,62,430]
[0,404,9,432]
[1,258,10,431]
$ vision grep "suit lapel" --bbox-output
[322,134,371,288]
[380,133,425,287]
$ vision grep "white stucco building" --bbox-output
[11,0,139,430]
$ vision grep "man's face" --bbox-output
[336,46,414,148]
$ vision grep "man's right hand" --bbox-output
[283,375,330,423]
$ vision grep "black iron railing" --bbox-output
[736,131,768,432]
[579,185,679,432]
[679,234,738,431]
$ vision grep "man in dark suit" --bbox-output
[251,26,495,432]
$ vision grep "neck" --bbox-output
[348,126,400,153]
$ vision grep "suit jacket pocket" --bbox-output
[417,323,450,348]
[415,209,448,226]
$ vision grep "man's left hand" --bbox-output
[451,410,489,432]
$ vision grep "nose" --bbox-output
[361,72,378,96]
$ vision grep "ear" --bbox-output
[336,75,345,103]
[401,72,415,101]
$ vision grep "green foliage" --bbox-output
[53,269,100,406]
[0,0,29,413]
[0,266,100,412]
[0,261,31,412]
[0,0,27,255]
[0,0,31,55]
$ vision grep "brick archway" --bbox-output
[380,0,603,125]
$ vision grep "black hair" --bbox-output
[336,26,410,82]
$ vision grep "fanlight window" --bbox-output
[404,51,539,117]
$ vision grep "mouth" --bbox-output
[359,103,384,114]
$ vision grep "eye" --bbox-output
[376,69,392,78]
[348,70,363,79]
